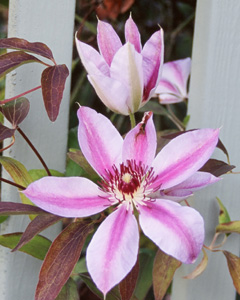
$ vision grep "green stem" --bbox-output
[129,113,136,129]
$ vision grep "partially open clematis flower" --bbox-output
[76,15,164,115]
[155,57,191,104]
[23,107,219,296]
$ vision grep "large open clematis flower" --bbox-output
[155,57,191,104]
[76,15,164,115]
[23,107,219,296]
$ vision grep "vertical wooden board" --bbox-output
[0,1,76,300]
[172,1,240,300]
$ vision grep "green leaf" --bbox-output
[223,251,240,294]
[216,221,240,234]
[134,249,156,300]
[153,250,181,300]
[56,278,80,300]
[28,169,64,181]
[0,215,8,223]
[35,220,94,300]
[216,197,231,224]
[0,232,51,260]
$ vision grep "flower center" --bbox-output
[101,160,158,210]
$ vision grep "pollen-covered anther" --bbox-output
[101,160,159,209]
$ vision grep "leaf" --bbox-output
[0,37,54,61]
[0,122,15,142]
[199,159,235,177]
[223,251,240,294]
[80,273,121,300]
[152,250,181,300]
[41,64,69,122]
[216,221,240,234]
[0,215,8,223]
[12,214,62,252]
[0,97,30,127]
[216,197,231,224]
[183,248,208,279]
[0,156,34,206]
[96,0,135,20]
[67,149,99,178]
[119,258,139,300]
[134,249,155,300]
[28,169,64,181]
[35,220,94,300]
[56,278,80,300]
[0,51,44,78]
[0,202,48,215]
[0,232,51,260]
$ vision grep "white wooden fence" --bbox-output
[0,1,76,299]
[172,1,240,300]
[1,0,240,299]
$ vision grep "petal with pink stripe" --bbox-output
[124,15,142,53]
[86,204,139,296]
[139,199,204,263]
[97,20,122,66]
[122,112,156,167]
[23,177,110,218]
[151,129,219,190]
[77,107,123,178]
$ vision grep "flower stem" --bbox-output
[166,104,185,131]
[0,177,25,190]
[17,127,52,176]
[129,113,136,129]
[0,85,42,105]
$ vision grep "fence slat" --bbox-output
[172,1,240,299]
[0,1,76,299]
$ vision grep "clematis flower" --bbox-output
[155,57,191,104]
[23,107,219,296]
[76,15,164,115]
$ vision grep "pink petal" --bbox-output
[124,15,142,53]
[86,204,139,296]
[155,79,183,104]
[110,43,143,113]
[167,171,220,192]
[23,177,110,217]
[151,129,219,190]
[88,74,130,115]
[138,200,204,263]
[97,20,122,66]
[161,58,191,96]
[142,29,164,102]
[75,37,110,76]
[77,107,123,178]
[122,111,156,167]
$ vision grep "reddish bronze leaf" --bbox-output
[223,251,240,294]
[0,97,30,127]
[0,37,54,61]
[96,0,135,20]
[153,250,182,300]
[0,51,44,78]
[41,64,69,122]
[119,258,139,300]
[200,159,235,177]
[0,202,48,215]
[35,220,94,300]
[0,122,15,142]
[12,214,62,252]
